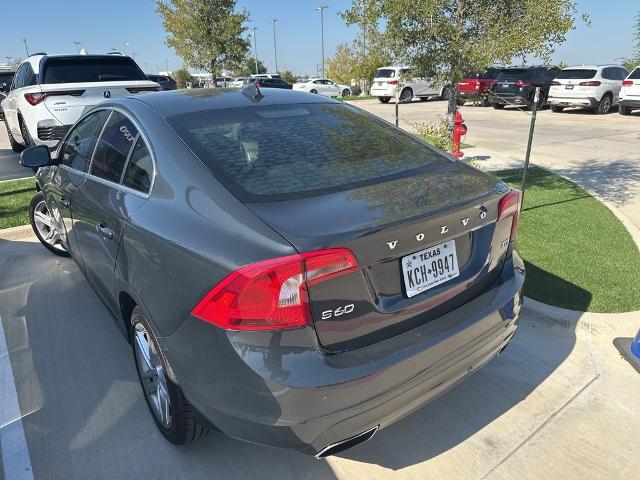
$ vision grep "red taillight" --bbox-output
[498,189,522,242]
[24,90,84,106]
[514,80,530,88]
[387,80,398,85]
[550,81,561,86]
[255,82,263,88]
[192,249,358,331]
[579,81,601,87]
[126,86,161,93]
[623,80,634,86]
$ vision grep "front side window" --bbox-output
[90,111,139,183]
[60,110,110,172]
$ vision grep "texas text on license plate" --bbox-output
[401,240,460,298]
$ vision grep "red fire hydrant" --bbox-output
[452,110,467,158]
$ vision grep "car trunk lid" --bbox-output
[247,163,512,352]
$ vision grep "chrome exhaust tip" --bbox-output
[314,425,379,459]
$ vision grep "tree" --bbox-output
[279,70,297,84]
[343,0,588,115]
[233,56,267,77]
[620,12,640,72]
[326,28,391,91]
[156,0,250,86]
[173,68,195,88]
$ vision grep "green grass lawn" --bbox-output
[0,178,36,229]
[493,167,640,313]
[341,95,377,101]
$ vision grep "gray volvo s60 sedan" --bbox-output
[20,87,524,457]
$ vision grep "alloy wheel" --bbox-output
[33,200,66,253]
[134,322,173,428]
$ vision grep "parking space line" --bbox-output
[0,315,34,480]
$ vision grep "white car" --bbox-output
[292,78,351,97]
[548,65,629,114]
[370,66,451,103]
[215,76,234,87]
[229,77,247,88]
[1,53,160,152]
[619,67,640,115]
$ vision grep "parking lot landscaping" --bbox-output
[494,166,640,313]
[0,177,35,229]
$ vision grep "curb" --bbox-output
[0,224,34,241]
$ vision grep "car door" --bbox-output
[43,109,110,259]
[323,80,339,96]
[71,109,150,314]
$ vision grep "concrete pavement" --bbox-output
[0,128,28,181]
[349,99,640,230]
[1,235,639,479]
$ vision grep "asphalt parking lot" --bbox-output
[2,101,640,479]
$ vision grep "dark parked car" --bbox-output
[246,77,292,89]
[21,88,524,457]
[457,68,502,106]
[0,69,16,119]
[490,66,561,110]
[146,74,177,90]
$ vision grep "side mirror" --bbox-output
[20,145,56,169]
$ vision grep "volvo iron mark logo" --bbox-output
[103,90,111,98]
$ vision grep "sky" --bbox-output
[1,0,637,76]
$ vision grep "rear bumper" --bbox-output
[491,93,530,106]
[162,252,525,455]
[620,98,640,109]
[549,96,598,108]
[370,86,395,98]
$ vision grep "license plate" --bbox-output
[377,82,382,86]
[401,240,460,298]
[565,84,574,90]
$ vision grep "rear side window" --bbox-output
[90,112,138,183]
[60,110,110,172]
[168,103,448,202]
[556,69,596,80]
[42,57,147,84]
[629,68,640,80]
[375,69,396,78]
[122,139,153,194]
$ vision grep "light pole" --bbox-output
[165,58,170,74]
[123,41,130,56]
[5,56,13,66]
[251,27,258,74]
[315,5,328,78]
[271,18,278,73]
[22,38,29,56]
[73,41,82,54]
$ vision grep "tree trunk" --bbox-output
[210,59,218,88]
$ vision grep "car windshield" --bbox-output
[375,69,396,78]
[628,68,640,79]
[168,103,447,202]
[42,57,147,84]
[556,69,597,80]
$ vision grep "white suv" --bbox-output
[619,67,640,115]
[370,66,451,104]
[548,65,629,114]
[1,53,160,152]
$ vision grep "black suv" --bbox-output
[490,66,561,110]
[0,69,16,119]
[146,74,178,90]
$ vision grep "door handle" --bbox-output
[96,224,114,240]
[60,198,70,208]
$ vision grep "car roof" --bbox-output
[121,87,339,117]
[562,64,622,70]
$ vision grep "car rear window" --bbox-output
[629,68,640,80]
[168,103,448,202]
[0,72,14,85]
[496,69,529,81]
[42,57,147,84]
[375,69,396,78]
[556,69,597,80]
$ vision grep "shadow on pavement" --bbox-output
[0,237,583,478]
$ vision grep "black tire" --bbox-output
[5,118,25,153]
[399,88,413,103]
[619,105,632,116]
[19,115,35,148]
[479,97,490,107]
[310,89,318,94]
[551,105,564,113]
[594,94,612,115]
[29,191,70,257]
[492,103,505,110]
[456,98,465,106]
[341,88,350,97]
[440,85,451,101]
[378,96,391,104]
[131,307,208,445]
[526,93,545,111]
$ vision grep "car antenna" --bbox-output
[240,84,263,103]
